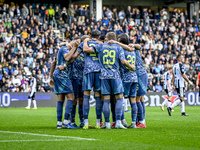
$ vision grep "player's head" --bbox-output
[168,66,173,73]
[81,35,90,42]
[91,30,101,39]
[105,32,116,41]
[177,54,184,63]
[119,33,129,45]
[100,35,105,43]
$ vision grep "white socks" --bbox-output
[32,100,37,108]
[171,99,181,109]
[27,99,31,107]
[63,119,69,124]
[116,120,121,124]
[96,119,100,126]
[84,119,89,126]
[123,98,128,111]
[161,99,168,106]
[57,121,62,125]
[105,122,110,127]
[180,101,185,113]
[167,101,171,108]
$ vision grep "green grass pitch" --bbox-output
[0,106,200,150]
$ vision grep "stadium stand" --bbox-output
[0,4,199,93]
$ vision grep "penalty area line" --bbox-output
[0,139,69,142]
[0,131,97,141]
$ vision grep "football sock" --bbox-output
[110,98,116,122]
[123,98,128,111]
[131,103,137,122]
[57,101,64,122]
[170,99,181,109]
[27,99,31,107]
[162,99,168,106]
[57,121,62,125]
[167,100,171,108]
[95,96,102,119]
[103,99,110,122]
[121,109,125,120]
[83,95,90,119]
[64,99,73,120]
[78,104,84,123]
[33,100,37,108]
[84,119,88,126]
[141,101,146,120]
[71,105,76,123]
[115,98,123,122]
[180,101,185,113]
[136,102,143,122]
[96,119,100,126]
[106,122,110,127]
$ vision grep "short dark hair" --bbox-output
[119,33,129,45]
[100,35,105,42]
[91,30,101,39]
[106,32,116,40]
[177,54,182,60]
[74,36,81,40]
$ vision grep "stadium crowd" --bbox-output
[0,3,199,93]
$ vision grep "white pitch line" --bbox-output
[0,131,97,141]
[0,139,68,143]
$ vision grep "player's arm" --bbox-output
[121,59,135,72]
[67,50,82,65]
[49,59,56,86]
[128,44,142,50]
[64,40,80,62]
[167,73,171,92]
[108,40,135,51]
[172,73,175,91]
[196,75,199,89]
[83,38,95,53]
[180,64,194,86]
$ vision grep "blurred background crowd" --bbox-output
[0,3,199,93]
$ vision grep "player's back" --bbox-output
[163,71,171,89]
[56,46,69,66]
[98,43,124,79]
[135,49,147,76]
[71,52,85,79]
[84,39,101,74]
[120,49,137,83]
[173,63,185,88]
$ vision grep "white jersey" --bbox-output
[173,63,185,88]
[30,77,37,96]
[163,71,171,90]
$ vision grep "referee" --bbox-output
[25,74,37,109]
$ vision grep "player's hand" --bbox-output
[49,78,54,87]
[172,86,175,92]
[57,65,65,71]
[73,39,81,47]
[107,40,116,44]
[169,88,171,92]
[95,41,103,44]
[129,64,136,72]
[196,86,199,89]
[189,81,194,87]
[84,38,90,42]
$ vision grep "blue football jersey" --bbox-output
[71,52,85,80]
[93,43,125,79]
[120,49,137,83]
[79,39,101,75]
[56,46,71,78]
[135,50,147,77]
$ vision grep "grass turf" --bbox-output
[0,106,199,150]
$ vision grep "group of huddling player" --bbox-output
[50,30,147,129]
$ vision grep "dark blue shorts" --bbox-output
[72,79,83,98]
[53,68,73,95]
[123,82,137,97]
[83,72,101,91]
[137,73,148,96]
[101,79,124,95]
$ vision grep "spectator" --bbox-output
[68,4,75,25]
[26,53,33,66]
[155,81,162,92]
[21,4,29,19]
